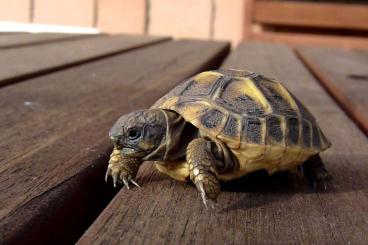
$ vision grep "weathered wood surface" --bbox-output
[77,43,368,244]
[0,35,169,87]
[0,39,229,244]
[0,33,95,49]
[296,46,368,136]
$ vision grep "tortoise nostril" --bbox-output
[110,136,117,143]
[118,138,125,146]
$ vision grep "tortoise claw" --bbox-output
[112,173,118,188]
[201,192,216,209]
[122,177,130,189]
[105,162,141,189]
[121,177,141,189]
[106,149,142,189]
[105,167,111,182]
[308,169,332,191]
[105,163,119,187]
[198,182,217,209]
[303,155,332,191]
[131,179,141,188]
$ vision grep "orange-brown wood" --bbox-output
[252,31,368,49]
[254,1,368,31]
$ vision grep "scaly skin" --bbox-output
[186,138,221,209]
[105,148,143,188]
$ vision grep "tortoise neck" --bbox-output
[143,109,197,161]
[142,109,180,160]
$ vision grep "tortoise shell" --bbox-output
[152,70,330,178]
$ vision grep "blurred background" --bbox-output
[0,0,368,48]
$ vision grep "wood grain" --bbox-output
[77,43,368,244]
[254,1,368,31]
[0,33,97,49]
[0,35,169,87]
[0,39,229,244]
[296,46,368,135]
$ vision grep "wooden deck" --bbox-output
[0,34,367,245]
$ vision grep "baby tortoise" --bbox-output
[106,70,331,208]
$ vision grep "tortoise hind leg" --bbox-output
[186,138,221,209]
[302,154,332,190]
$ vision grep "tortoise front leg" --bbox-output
[105,147,143,188]
[186,138,221,209]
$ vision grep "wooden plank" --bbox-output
[296,46,368,135]
[0,40,230,244]
[0,33,97,49]
[254,1,368,31]
[33,0,95,26]
[77,43,368,244]
[0,35,169,87]
[252,31,368,49]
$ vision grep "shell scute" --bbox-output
[286,117,300,146]
[266,115,283,143]
[312,125,322,150]
[180,71,221,97]
[223,114,240,138]
[301,120,312,148]
[215,77,267,115]
[152,70,329,152]
[254,78,298,117]
[243,117,263,144]
[199,109,225,131]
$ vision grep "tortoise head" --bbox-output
[109,109,166,158]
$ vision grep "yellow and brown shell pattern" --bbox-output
[152,70,331,179]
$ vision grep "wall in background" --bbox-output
[97,0,146,34]
[2,0,367,48]
[0,0,249,46]
[0,0,31,22]
[33,0,95,26]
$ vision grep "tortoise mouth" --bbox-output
[122,147,151,158]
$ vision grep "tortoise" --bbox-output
[105,69,331,208]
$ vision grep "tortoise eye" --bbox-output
[127,128,141,140]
